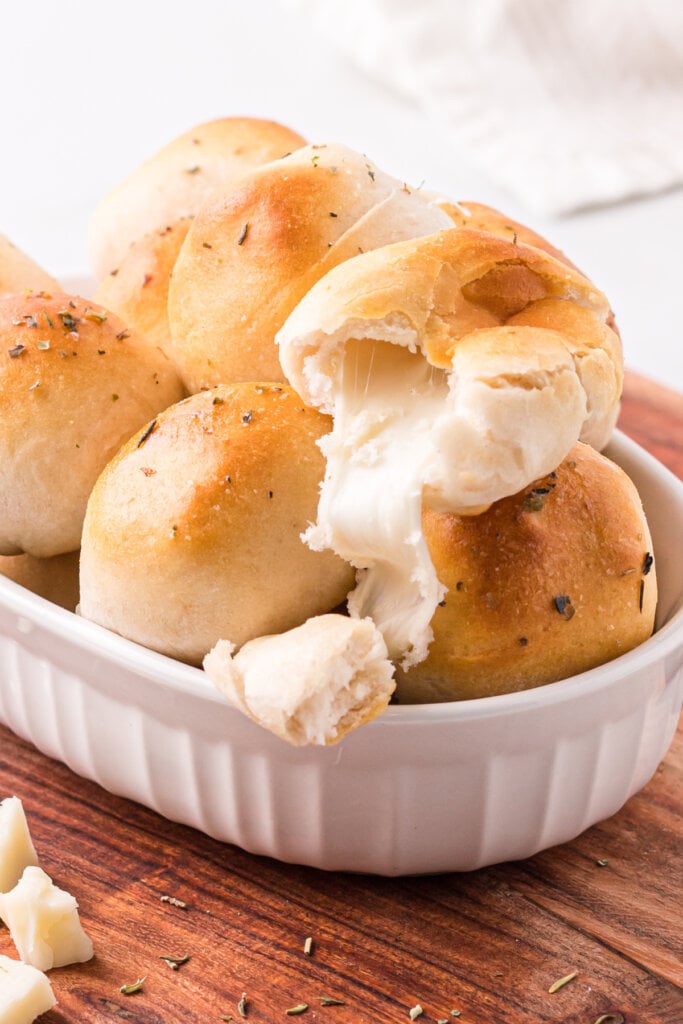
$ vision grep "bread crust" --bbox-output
[396,443,657,701]
[0,234,59,295]
[94,219,192,360]
[0,551,80,611]
[79,383,354,664]
[168,143,453,391]
[0,293,184,556]
[88,116,307,279]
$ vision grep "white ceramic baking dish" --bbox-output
[0,431,681,875]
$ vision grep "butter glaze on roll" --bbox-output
[277,228,622,667]
[397,442,657,701]
[88,116,307,280]
[79,383,354,664]
[167,142,453,391]
[0,293,184,557]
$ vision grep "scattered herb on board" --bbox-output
[553,595,575,620]
[8,344,25,358]
[220,1017,233,1022]
[596,858,609,867]
[451,1013,462,1019]
[593,1014,625,1024]
[319,998,345,1006]
[285,1005,309,1016]
[548,970,578,994]
[237,222,250,246]
[409,1006,424,1020]
[303,936,313,955]
[120,977,146,995]
[137,420,157,448]
[238,992,248,1018]
[159,954,190,970]
[160,894,188,909]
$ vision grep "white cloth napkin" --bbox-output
[284,0,683,215]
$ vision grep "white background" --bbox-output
[0,0,681,391]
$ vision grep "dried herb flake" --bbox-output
[8,344,25,358]
[159,954,190,970]
[553,595,575,620]
[120,977,146,995]
[548,970,578,994]
[285,1006,309,1016]
[160,894,188,908]
[237,222,250,246]
[137,419,157,448]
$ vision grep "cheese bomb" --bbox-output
[396,442,657,701]
[79,383,354,664]
[0,293,184,557]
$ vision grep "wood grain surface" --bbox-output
[0,370,681,1024]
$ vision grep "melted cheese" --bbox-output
[0,800,38,895]
[0,955,55,1024]
[0,867,94,972]
[299,331,585,669]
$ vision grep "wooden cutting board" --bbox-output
[0,370,681,1024]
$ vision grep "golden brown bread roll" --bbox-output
[396,442,657,701]
[0,234,60,295]
[88,117,307,280]
[0,551,80,611]
[439,200,579,270]
[79,383,354,664]
[93,219,191,361]
[276,227,622,668]
[167,142,453,391]
[0,293,184,557]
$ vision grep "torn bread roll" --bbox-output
[94,218,191,361]
[0,551,80,611]
[79,383,354,664]
[204,615,395,746]
[0,293,184,557]
[397,443,657,701]
[167,143,453,391]
[88,116,307,279]
[0,234,60,295]
[277,228,622,668]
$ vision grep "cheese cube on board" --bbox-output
[0,954,56,1023]
[0,800,38,894]
[0,867,93,972]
